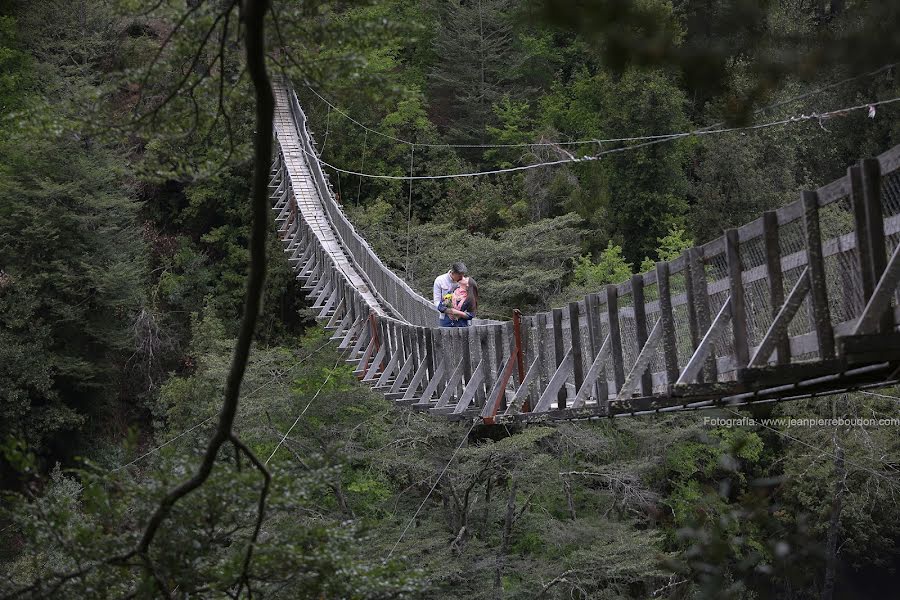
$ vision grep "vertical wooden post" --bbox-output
[424,326,435,379]
[512,309,525,384]
[656,261,680,385]
[606,284,626,392]
[803,190,836,359]
[860,158,894,332]
[726,229,750,368]
[533,313,547,411]
[586,293,608,403]
[462,327,473,383]
[631,274,652,395]
[682,254,701,352]
[688,247,717,382]
[850,165,875,300]
[568,302,584,394]
[493,326,504,384]
[479,328,491,407]
[762,211,789,364]
[552,308,566,409]
[413,326,423,374]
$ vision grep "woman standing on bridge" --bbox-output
[440,277,478,327]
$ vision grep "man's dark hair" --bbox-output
[450,262,468,275]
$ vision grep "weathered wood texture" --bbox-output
[273,79,900,424]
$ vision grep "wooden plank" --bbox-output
[568,302,584,393]
[850,164,876,302]
[389,353,415,393]
[375,350,401,387]
[861,158,894,332]
[533,313,548,409]
[482,352,517,421]
[335,315,361,347]
[572,334,611,409]
[631,275,652,395]
[424,326,435,380]
[453,360,485,414]
[617,319,662,399]
[854,242,900,335]
[508,357,540,414]
[688,247,717,382]
[606,284,626,391]
[682,251,701,353]
[584,293,608,402]
[838,333,900,364]
[347,320,370,358]
[748,268,810,367]
[363,344,386,381]
[411,359,445,404]
[533,348,574,413]
[401,357,431,402]
[676,297,731,386]
[656,261,680,384]
[802,190,836,359]
[479,329,492,406]
[552,308,566,408]
[433,360,465,410]
[461,327,473,383]
[726,228,750,368]
[762,211,790,364]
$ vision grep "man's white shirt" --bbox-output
[433,272,458,314]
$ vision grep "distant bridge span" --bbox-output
[270,81,900,424]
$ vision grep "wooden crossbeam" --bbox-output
[572,334,611,409]
[748,268,810,367]
[482,352,518,421]
[675,298,731,386]
[533,348,574,413]
[375,350,401,387]
[507,357,539,415]
[453,360,486,414]
[363,344,387,381]
[388,354,415,394]
[432,360,465,410]
[409,359,445,404]
[854,242,900,335]
[617,319,663,399]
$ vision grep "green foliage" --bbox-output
[350,209,583,313]
[639,226,693,272]
[0,131,145,462]
[572,243,634,288]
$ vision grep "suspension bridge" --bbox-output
[270,81,900,425]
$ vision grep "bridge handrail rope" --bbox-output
[301,62,898,150]
[272,77,900,424]
[283,85,446,327]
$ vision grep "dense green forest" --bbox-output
[2,0,900,598]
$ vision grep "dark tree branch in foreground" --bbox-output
[133,0,275,581]
[2,0,274,597]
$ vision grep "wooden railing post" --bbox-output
[762,211,789,364]
[606,284,626,393]
[726,229,750,368]
[656,261,680,385]
[552,308,566,409]
[687,247,717,382]
[802,190,836,359]
[856,158,894,332]
[568,302,584,395]
[512,309,525,383]
[631,274,652,395]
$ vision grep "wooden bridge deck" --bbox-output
[271,80,900,424]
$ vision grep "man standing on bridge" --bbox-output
[433,262,467,324]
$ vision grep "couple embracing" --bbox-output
[432,262,478,327]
